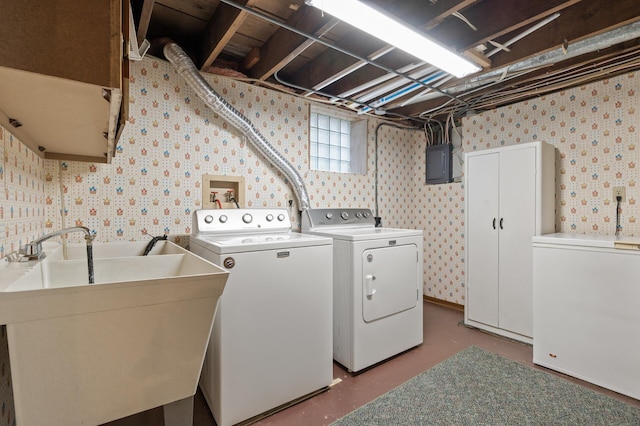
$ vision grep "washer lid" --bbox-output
[304,226,423,241]
[190,231,332,254]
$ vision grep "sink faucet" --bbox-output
[19,226,96,284]
[21,226,94,260]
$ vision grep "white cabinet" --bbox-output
[0,0,128,163]
[464,141,555,343]
[532,234,640,400]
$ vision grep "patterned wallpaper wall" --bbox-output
[40,57,420,245]
[462,73,640,236]
[0,126,46,426]
[419,71,640,304]
[0,56,422,426]
[1,55,639,424]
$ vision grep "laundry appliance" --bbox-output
[302,208,423,373]
[190,208,333,426]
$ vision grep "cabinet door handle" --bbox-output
[499,218,504,229]
[492,218,496,229]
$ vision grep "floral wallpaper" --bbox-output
[1,54,639,424]
[462,75,640,236]
[35,57,420,245]
[420,71,640,303]
[0,57,420,425]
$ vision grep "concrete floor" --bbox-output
[106,301,640,425]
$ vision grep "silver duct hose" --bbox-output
[162,42,311,212]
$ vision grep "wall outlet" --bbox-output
[613,186,626,203]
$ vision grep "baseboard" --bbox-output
[423,296,464,312]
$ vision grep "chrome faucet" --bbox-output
[21,226,94,260]
[17,226,96,284]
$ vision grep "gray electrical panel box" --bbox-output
[425,144,452,184]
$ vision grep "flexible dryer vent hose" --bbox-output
[162,42,311,212]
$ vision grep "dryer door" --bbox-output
[362,244,418,322]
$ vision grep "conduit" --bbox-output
[162,42,311,211]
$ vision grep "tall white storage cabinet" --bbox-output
[464,141,555,343]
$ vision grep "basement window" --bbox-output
[309,105,367,174]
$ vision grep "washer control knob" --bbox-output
[325,212,333,220]
[266,214,274,222]
[204,215,214,224]
[355,212,362,218]
[242,213,253,224]
[277,214,286,221]
[219,215,228,223]
[363,211,370,218]
[341,211,349,220]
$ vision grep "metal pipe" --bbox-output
[217,0,467,105]
[486,13,560,57]
[162,43,312,211]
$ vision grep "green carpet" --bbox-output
[332,346,640,425]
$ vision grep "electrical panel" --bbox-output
[425,144,452,185]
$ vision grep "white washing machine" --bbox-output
[190,208,333,426]
[302,208,423,373]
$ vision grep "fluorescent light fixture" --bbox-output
[305,0,481,78]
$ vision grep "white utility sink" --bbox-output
[0,240,228,426]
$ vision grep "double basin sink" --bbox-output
[0,240,228,425]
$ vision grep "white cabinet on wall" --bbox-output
[464,141,555,343]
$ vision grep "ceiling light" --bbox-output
[305,0,481,78]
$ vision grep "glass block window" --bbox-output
[309,106,367,174]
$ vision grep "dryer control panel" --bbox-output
[193,208,291,235]
[302,208,376,230]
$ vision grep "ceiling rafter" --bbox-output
[391,38,640,119]
[489,0,640,69]
[140,0,640,122]
[198,0,256,70]
[247,4,336,80]
[283,0,482,98]
[428,0,581,52]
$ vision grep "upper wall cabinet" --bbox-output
[0,0,129,163]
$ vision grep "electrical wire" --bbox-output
[374,122,426,223]
[217,0,468,107]
[616,196,622,236]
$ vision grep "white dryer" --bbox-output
[302,208,423,373]
[190,209,333,426]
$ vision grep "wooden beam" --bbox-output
[136,0,154,47]
[285,30,389,91]
[283,0,478,98]
[421,0,478,30]
[248,4,336,81]
[241,46,260,71]
[389,38,640,119]
[489,0,640,70]
[199,0,254,71]
[428,0,581,52]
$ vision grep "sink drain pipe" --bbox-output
[162,42,311,212]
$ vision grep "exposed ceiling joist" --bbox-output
[199,0,255,70]
[139,0,640,122]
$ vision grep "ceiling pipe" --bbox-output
[309,45,396,93]
[407,20,640,106]
[217,0,468,105]
[486,13,560,57]
[333,61,425,101]
[359,70,449,113]
[355,66,438,104]
[162,42,311,212]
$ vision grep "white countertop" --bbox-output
[532,232,640,249]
